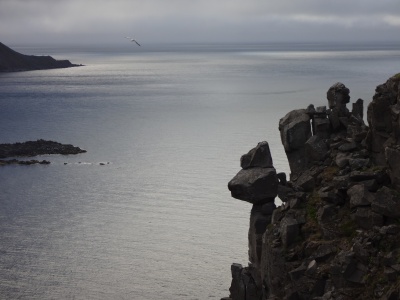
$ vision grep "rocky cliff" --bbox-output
[0,42,81,72]
[223,73,400,300]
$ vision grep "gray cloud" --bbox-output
[1,0,399,44]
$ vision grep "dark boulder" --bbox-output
[240,141,274,169]
[228,167,278,204]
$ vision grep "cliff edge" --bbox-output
[224,73,400,299]
[0,42,81,72]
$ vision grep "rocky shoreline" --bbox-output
[0,139,86,166]
[223,73,400,299]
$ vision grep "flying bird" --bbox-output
[125,37,141,46]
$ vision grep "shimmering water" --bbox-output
[0,43,399,299]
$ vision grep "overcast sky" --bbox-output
[1,0,399,45]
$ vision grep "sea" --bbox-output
[0,42,399,300]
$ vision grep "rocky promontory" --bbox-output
[0,139,86,165]
[223,73,400,299]
[0,42,81,72]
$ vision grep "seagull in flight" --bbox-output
[125,37,141,46]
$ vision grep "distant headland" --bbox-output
[0,42,82,72]
[0,140,86,166]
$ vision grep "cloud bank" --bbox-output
[1,0,399,44]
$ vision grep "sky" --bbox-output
[1,0,400,45]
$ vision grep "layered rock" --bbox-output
[224,74,400,300]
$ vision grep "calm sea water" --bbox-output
[0,42,399,299]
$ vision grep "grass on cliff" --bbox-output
[320,166,339,183]
[302,190,323,240]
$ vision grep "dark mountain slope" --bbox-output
[0,42,81,72]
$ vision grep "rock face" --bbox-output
[223,74,400,300]
[0,42,81,72]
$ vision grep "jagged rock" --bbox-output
[379,224,400,235]
[310,243,337,262]
[241,141,274,169]
[327,82,350,114]
[295,174,315,192]
[261,229,287,299]
[228,167,278,204]
[335,152,351,168]
[305,135,328,163]
[310,106,331,139]
[328,108,341,131]
[225,76,400,300]
[371,186,400,218]
[242,268,263,300]
[277,172,287,185]
[327,82,351,132]
[249,206,271,288]
[307,104,316,116]
[279,109,312,176]
[367,74,400,164]
[339,116,350,128]
[277,185,295,202]
[345,262,368,284]
[289,263,307,281]
[316,106,327,114]
[384,284,400,300]
[318,189,344,205]
[347,184,374,208]
[271,207,283,224]
[289,198,302,209]
[317,204,338,239]
[348,158,369,170]
[354,207,383,229]
[280,216,300,248]
[385,146,400,191]
[261,202,276,215]
[338,140,357,152]
[352,98,364,119]
[330,250,368,288]
[349,170,382,182]
[279,109,311,152]
[306,260,317,276]
[229,263,246,300]
[317,205,337,225]
[314,117,331,139]
[348,126,364,143]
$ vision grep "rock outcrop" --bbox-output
[223,73,400,300]
[0,42,81,72]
